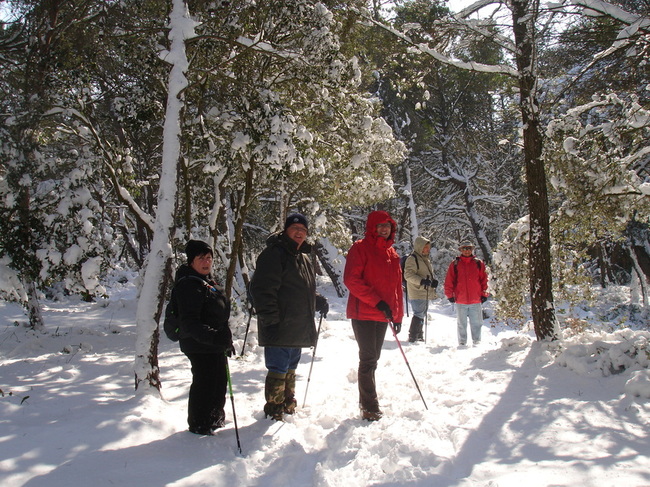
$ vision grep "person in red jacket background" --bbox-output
[444,241,489,347]
[344,210,403,421]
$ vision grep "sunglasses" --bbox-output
[460,246,474,251]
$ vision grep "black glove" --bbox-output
[225,342,235,357]
[393,322,402,334]
[420,278,432,289]
[431,279,439,288]
[448,298,455,304]
[315,294,329,317]
[480,296,488,304]
[376,300,393,321]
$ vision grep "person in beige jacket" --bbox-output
[403,236,438,342]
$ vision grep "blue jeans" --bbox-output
[409,299,429,320]
[456,303,483,345]
[264,346,301,374]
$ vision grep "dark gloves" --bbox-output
[315,294,329,317]
[376,300,393,321]
[481,296,488,304]
[448,297,455,304]
[420,278,432,289]
[225,342,236,357]
[431,279,439,288]
[393,322,402,334]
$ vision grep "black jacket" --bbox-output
[250,232,317,348]
[174,264,232,354]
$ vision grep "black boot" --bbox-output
[417,320,425,342]
[408,316,422,343]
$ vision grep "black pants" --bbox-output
[184,352,227,431]
[351,319,388,412]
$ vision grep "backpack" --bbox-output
[400,253,419,289]
[162,275,213,342]
[163,289,182,342]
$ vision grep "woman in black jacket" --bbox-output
[174,240,233,435]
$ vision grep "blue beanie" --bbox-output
[284,213,308,231]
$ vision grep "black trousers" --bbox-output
[351,319,388,412]
[184,352,227,431]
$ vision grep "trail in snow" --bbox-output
[1,280,648,486]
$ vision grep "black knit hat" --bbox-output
[185,239,213,264]
[284,213,308,231]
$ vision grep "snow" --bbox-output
[1,275,649,487]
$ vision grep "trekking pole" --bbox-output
[239,303,254,358]
[404,285,409,317]
[424,285,429,344]
[389,321,428,410]
[302,312,324,408]
[224,354,242,455]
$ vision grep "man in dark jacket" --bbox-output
[250,213,328,421]
[344,210,403,421]
[174,240,234,435]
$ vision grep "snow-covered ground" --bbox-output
[1,276,649,487]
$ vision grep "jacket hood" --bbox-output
[414,236,430,254]
[365,210,397,245]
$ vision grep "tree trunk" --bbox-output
[404,164,418,240]
[630,245,649,307]
[510,0,559,340]
[314,240,346,298]
[459,178,493,264]
[134,0,193,393]
[26,281,45,332]
[225,168,254,298]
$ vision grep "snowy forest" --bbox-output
[2,1,650,485]
[1,0,650,392]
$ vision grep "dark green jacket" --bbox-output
[250,232,317,348]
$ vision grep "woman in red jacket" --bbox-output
[444,241,489,347]
[344,210,403,421]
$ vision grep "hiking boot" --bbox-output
[189,426,214,436]
[210,409,225,430]
[284,398,297,415]
[361,408,383,422]
[284,369,297,415]
[408,316,423,343]
[264,372,286,421]
[264,402,284,421]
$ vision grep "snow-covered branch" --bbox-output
[46,106,156,233]
[362,12,519,77]
[571,0,650,29]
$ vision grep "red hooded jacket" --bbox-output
[344,211,404,323]
[444,255,488,305]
